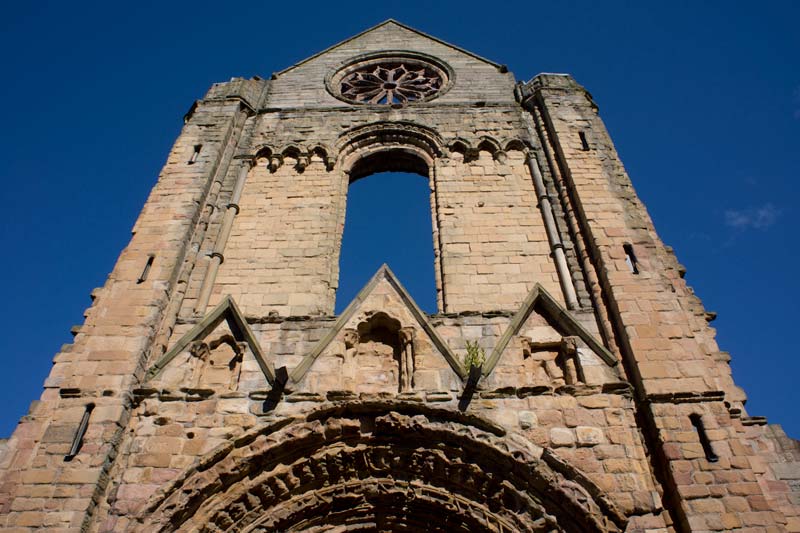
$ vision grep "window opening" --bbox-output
[341,63,443,105]
[335,171,437,314]
[623,243,639,274]
[188,144,202,164]
[689,413,719,462]
[65,403,94,461]
[578,131,590,151]
[137,255,155,283]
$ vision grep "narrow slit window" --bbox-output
[65,403,94,461]
[689,413,719,462]
[623,243,639,274]
[188,144,202,164]
[137,255,155,284]
[578,131,590,151]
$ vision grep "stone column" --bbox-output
[399,327,416,392]
[525,151,579,310]
[195,158,254,314]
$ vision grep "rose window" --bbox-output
[329,54,452,106]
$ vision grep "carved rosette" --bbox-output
[327,52,453,107]
[340,63,443,105]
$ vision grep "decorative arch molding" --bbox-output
[447,136,472,156]
[476,135,502,155]
[137,401,626,533]
[250,132,532,177]
[252,143,335,172]
[501,137,530,153]
[445,135,532,162]
[336,121,445,181]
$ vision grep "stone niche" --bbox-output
[150,329,247,393]
[339,312,416,394]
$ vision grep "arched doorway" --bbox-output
[138,402,626,533]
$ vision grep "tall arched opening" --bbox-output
[333,125,447,314]
[335,167,437,314]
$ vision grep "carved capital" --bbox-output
[399,326,415,347]
[295,154,310,171]
[560,336,579,357]
[343,328,359,349]
[189,340,210,360]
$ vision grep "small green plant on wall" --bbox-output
[464,340,486,370]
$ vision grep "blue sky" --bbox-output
[1,1,798,438]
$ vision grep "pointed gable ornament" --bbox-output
[290,264,467,383]
[145,296,277,385]
[482,284,618,377]
[276,19,504,77]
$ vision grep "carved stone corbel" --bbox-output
[295,154,310,172]
[556,336,581,385]
[464,147,480,163]
[268,155,282,172]
[189,340,211,387]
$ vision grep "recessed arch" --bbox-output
[336,121,445,176]
[348,148,429,183]
[333,122,444,314]
[476,136,502,156]
[138,402,626,533]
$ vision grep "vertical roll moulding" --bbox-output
[430,159,448,312]
[195,158,254,314]
[526,151,579,310]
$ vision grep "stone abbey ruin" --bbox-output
[1,20,798,533]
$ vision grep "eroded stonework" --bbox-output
[1,19,798,533]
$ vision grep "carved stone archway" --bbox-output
[136,402,626,533]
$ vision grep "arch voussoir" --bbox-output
[138,402,626,533]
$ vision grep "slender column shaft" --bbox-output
[528,103,620,357]
[195,161,251,314]
[430,161,448,312]
[526,152,579,309]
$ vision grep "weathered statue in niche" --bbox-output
[343,312,416,393]
[340,328,360,390]
[187,334,246,390]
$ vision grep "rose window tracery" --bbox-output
[328,53,453,106]
[340,63,444,105]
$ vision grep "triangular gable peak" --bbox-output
[266,21,515,110]
[145,296,276,386]
[290,264,466,384]
[277,19,503,76]
[482,284,618,377]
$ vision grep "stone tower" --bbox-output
[0,20,797,533]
